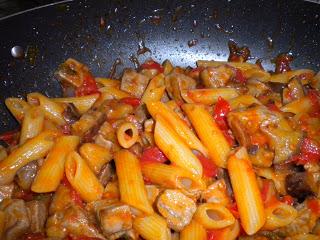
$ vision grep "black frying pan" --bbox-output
[0,0,319,132]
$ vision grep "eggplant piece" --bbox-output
[98,163,115,187]
[285,172,313,202]
[165,73,196,101]
[46,206,105,239]
[26,200,48,233]
[0,183,14,202]
[200,66,233,88]
[282,78,305,104]
[63,103,81,124]
[15,160,38,190]
[121,69,149,98]
[97,203,133,238]
[157,190,196,231]
[0,199,30,240]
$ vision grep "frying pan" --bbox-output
[0,0,319,132]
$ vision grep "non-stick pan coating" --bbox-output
[0,0,319,131]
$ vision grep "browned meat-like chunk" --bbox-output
[15,160,38,190]
[0,199,30,240]
[121,69,149,98]
[282,78,305,104]
[49,184,74,214]
[26,200,48,233]
[165,73,196,101]
[98,163,115,187]
[63,103,81,124]
[157,190,196,231]
[200,66,233,88]
[46,205,105,239]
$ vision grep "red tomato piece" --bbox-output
[308,90,320,117]
[228,201,240,219]
[213,97,235,146]
[207,230,218,240]
[0,129,19,145]
[140,147,168,164]
[307,199,320,215]
[260,180,271,203]
[140,59,164,73]
[195,153,218,178]
[281,195,294,206]
[293,138,320,165]
[120,97,141,107]
[233,68,247,84]
[266,103,281,112]
[75,74,100,97]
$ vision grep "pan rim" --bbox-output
[0,0,74,21]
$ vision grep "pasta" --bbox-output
[0,50,319,239]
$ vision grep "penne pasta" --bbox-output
[114,150,154,214]
[141,163,205,199]
[229,95,262,110]
[0,130,58,185]
[196,60,260,71]
[19,106,45,145]
[206,219,240,240]
[182,103,230,168]
[181,88,239,105]
[99,86,131,99]
[0,211,5,239]
[262,200,298,231]
[154,115,203,177]
[116,122,139,148]
[141,73,166,104]
[32,135,80,193]
[269,69,314,84]
[243,68,271,82]
[27,92,66,125]
[194,203,235,229]
[147,101,208,157]
[134,213,171,240]
[96,77,120,88]
[280,96,313,114]
[53,93,99,114]
[79,143,112,174]
[65,151,104,202]
[5,98,30,122]
[227,147,266,235]
[180,220,207,240]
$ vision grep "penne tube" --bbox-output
[27,92,66,125]
[180,220,207,240]
[0,130,58,185]
[154,115,203,177]
[145,185,160,205]
[102,180,120,200]
[53,94,99,114]
[96,77,120,88]
[65,151,104,202]
[114,150,154,214]
[147,101,208,157]
[227,147,266,235]
[280,96,313,114]
[133,213,171,240]
[229,95,262,110]
[269,69,314,84]
[32,135,80,193]
[5,98,30,122]
[141,74,166,104]
[116,122,139,148]
[206,219,240,240]
[243,68,271,82]
[262,200,298,231]
[141,163,205,199]
[194,203,235,229]
[182,104,230,168]
[196,60,260,71]
[19,106,45,145]
[181,88,239,105]
[99,86,131,99]
[79,143,112,174]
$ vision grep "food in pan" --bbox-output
[0,44,319,240]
